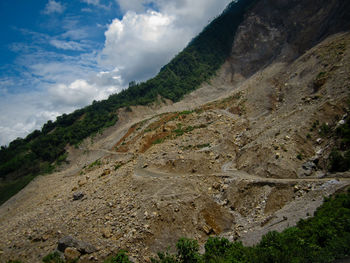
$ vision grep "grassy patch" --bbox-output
[0,174,36,205]
[104,190,350,263]
[88,159,102,169]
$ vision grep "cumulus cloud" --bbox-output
[0,92,60,145]
[0,77,122,145]
[1,0,233,145]
[43,0,65,15]
[101,0,231,84]
[100,10,190,83]
[49,79,121,107]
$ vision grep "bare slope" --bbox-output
[0,31,350,262]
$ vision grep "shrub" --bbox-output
[104,250,133,263]
[42,252,64,263]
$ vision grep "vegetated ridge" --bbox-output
[1,0,350,262]
[0,0,256,206]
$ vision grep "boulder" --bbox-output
[73,192,84,201]
[58,236,97,254]
[64,247,81,261]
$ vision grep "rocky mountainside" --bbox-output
[1,0,350,262]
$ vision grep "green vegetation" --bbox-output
[196,143,211,149]
[42,252,64,263]
[118,190,350,263]
[0,174,36,205]
[6,186,350,263]
[329,114,350,172]
[87,159,102,169]
[0,0,257,204]
[104,250,133,263]
[319,122,331,137]
[153,138,166,145]
[296,153,303,160]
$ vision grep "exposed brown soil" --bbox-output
[0,31,350,263]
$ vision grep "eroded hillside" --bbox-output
[1,30,350,262]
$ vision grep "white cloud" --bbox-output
[100,10,190,83]
[49,79,120,107]
[81,0,111,10]
[0,77,122,146]
[50,39,88,51]
[1,0,233,145]
[101,0,231,83]
[43,0,65,15]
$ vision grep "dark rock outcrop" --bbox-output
[229,0,350,78]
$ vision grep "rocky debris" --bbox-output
[302,161,316,172]
[78,178,88,187]
[64,247,81,261]
[102,228,112,239]
[1,26,350,263]
[73,192,85,201]
[58,236,97,254]
[101,169,111,177]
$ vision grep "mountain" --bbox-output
[0,0,350,262]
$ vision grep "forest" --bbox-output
[0,0,257,205]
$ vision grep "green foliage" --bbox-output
[296,153,303,160]
[104,250,133,263]
[151,238,201,263]
[153,138,166,145]
[88,159,102,169]
[329,114,350,172]
[42,252,64,263]
[196,143,210,149]
[0,174,35,205]
[319,122,331,137]
[176,238,201,263]
[114,164,122,170]
[329,150,350,172]
[150,190,350,263]
[0,0,257,205]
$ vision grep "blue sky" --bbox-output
[0,0,232,146]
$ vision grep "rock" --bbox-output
[293,185,300,192]
[202,224,212,235]
[64,247,81,261]
[58,236,97,254]
[212,182,221,190]
[275,152,280,159]
[338,119,345,126]
[302,161,316,171]
[315,171,326,178]
[315,149,323,155]
[79,254,97,263]
[78,179,87,187]
[73,192,84,201]
[101,169,111,176]
[316,138,322,144]
[102,228,112,239]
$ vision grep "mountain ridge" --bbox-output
[1,0,350,262]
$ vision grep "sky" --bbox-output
[0,0,232,146]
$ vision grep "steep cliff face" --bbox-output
[230,0,350,78]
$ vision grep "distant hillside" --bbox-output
[0,0,257,205]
